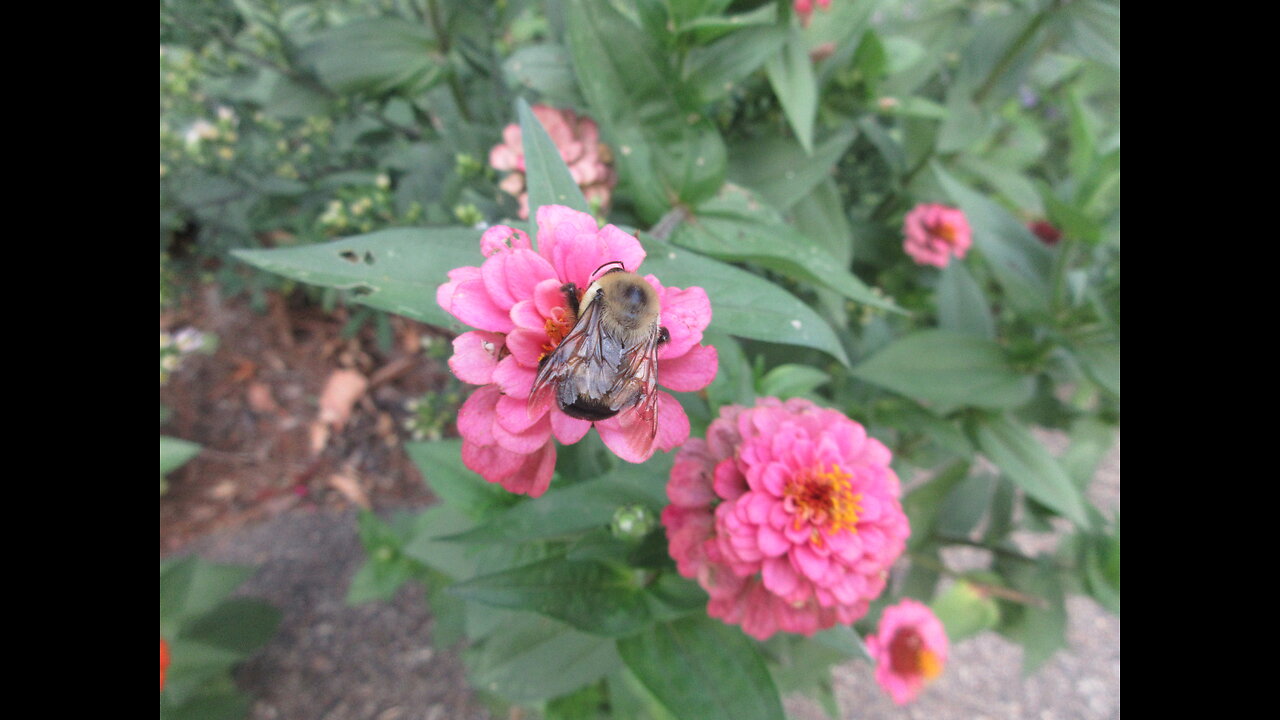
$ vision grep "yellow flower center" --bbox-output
[539,305,576,360]
[783,464,860,545]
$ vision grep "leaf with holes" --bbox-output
[233,228,482,330]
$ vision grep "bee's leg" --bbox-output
[560,283,580,317]
[658,327,670,345]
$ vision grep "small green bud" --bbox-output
[610,504,656,541]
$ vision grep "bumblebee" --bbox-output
[530,261,669,455]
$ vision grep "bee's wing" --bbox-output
[529,297,609,412]
[611,324,662,457]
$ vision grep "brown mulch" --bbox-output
[160,283,450,554]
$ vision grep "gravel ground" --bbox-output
[185,443,1119,720]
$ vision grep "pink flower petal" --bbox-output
[657,343,719,392]
[492,354,538,397]
[550,409,592,445]
[448,331,505,386]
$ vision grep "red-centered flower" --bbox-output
[438,205,718,497]
[903,203,972,268]
[160,637,170,693]
[662,398,910,640]
[866,599,949,704]
[794,0,832,27]
[489,105,617,220]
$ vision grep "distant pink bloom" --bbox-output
[438,205,717,497]
[1028,219,1062,246]
[794,0,832,27]
[489,105,617,219]
[903,203,972,268]
[662,398,910,640]
[866,599,949,704]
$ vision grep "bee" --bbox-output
[529,260,669,456]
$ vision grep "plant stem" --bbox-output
[426,0,473,122]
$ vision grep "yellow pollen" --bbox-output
[918,649,942,681]
[935,222,958,245]
[784,464,861,536]
[538,310,574,361]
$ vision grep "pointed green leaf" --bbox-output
[566,0,726,222]
[935,164,1054,317]
[618,617,785,720]
[853,330,1033,408]
[639,237,851,367]
[936,261,995,339]
[518,97,590,216]
[727,127,857,212]
[300,18,443,96]
[468,614,621,703]
[233,228,483,330]
[404,439,514,519]
[765,28,817,154]
[671,185,901,313]
[161,436,201,478]
[973,416,1089,527]
[449,557,652,636]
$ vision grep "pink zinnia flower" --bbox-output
[662,398,910,640]
[489,105,617,220]
[866,598,949,704]
[794,0,832,27]
[903,203,972,268]
[437,205,718,497]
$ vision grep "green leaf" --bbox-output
[502,44,584,108]
[160,558,255,633]
[618,616,785,720]
[934,473,997,538]
[902,461,970,549]
[401,504,481,579]
[757,365,830,399]
[232,228,483,330]
[683,26,789,105]
[467,613,621,703]
[518,97,591,216]
[931,580,999,642]
[670,185,901,314]
[639,237,852,367]
[765,28,818,154]
[935,164,1054,317]
[936,261,995,339]
[405,439,516,519]
[300,18,443,96]
[973,416,1090,527]
[726,127,857,212]
[183,598,281,654]
[449,557,653,636]
[441,462,669,545]
[566,0,726,222]
[704,332,755,411]
[676,3,776,34]
[161,436,200,477]
[1075,341,1120,397]
[852,330,1034,408]
[999,559,1068,674]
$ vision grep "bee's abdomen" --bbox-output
[558,397,620,421]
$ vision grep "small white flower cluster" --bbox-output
[160,327,209,385]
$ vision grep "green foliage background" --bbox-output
[161,0,1119,717]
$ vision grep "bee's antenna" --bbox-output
[591,260,626,279]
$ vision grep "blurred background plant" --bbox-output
[161,0,1118,718]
